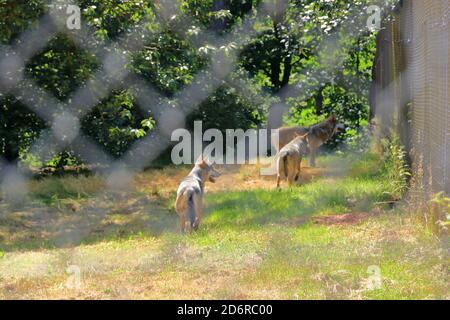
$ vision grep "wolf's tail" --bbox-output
[283,154,288,178]
[277,151,289,178]
[186,189,196,229]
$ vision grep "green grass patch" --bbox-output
[28,175,105,205]
[1,152,448,299]
[204,175,389,228]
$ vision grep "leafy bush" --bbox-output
[380,134,411,200]
[187,85,265,132]
[82,90,155,158]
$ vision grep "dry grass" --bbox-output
[0,155,448,299]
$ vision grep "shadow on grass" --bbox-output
[0,191,178,252]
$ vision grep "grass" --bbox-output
[0,153,448,299]
[28,175,105,205]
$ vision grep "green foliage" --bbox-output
[26,34,99,100]
[187,84,264,132]
[0,0,385,169]
[430,192,450,230]
[183,0,257,30]
[82,90,155,158]
[342,124,371,153]
[131,32,206,96]
[286,106,327,127]
[1,97,46,161]
[0,0,45,44]
[288,34,377,151]
[380,134,411,200]
[78,0,158,40]
[0,1,47,161]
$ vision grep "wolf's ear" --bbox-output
[329,113,337,123]
[195,154,206,166]
[195,153,208,169]
[300,133,309,142]
[203,154,211,165]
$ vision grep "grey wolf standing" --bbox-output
[276,133,309,188]
[174,156,221,233]
[272,114,345,167]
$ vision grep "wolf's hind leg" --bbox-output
[276,156,284,189]
[276,175,281,188]
[309,149,316,167]
[193,195,203,231]
[179,214,186,233]
[287,171,295,186]
[295,158,302,182]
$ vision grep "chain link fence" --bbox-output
[1,0,442,297]
[0,0,393,248]
[371,0,449,196]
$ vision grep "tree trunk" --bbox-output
[0,131,19,181]
[369,31,383,121]
[281,55,292,87]
[270,58,282,92]
[314,86,325,115]
[4,140,19,163]
[2,109,19,164]
[270,22,283,92]
[267,6,293,153]
[241,0,253,14]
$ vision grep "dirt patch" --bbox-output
[313,213,370,226]
[134,162,331,194]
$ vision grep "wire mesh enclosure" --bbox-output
[371,0,449,196]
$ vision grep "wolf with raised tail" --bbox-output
[174,156,221,233]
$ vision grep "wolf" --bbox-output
[272,114,345,167]
[276,133,309,188]
[174,156,221,233]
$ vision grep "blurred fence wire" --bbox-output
[371,0,450,196]
[2,0,440,288]
[0,0,401,247]
[0,0,387,197]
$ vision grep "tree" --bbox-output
[0,0,386,170]
[1,1,46,166]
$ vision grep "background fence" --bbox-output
[371,0,450,196]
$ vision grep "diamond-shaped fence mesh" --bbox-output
[1,1,383,188]
[0,0,399,285]
[371,0,449,197]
